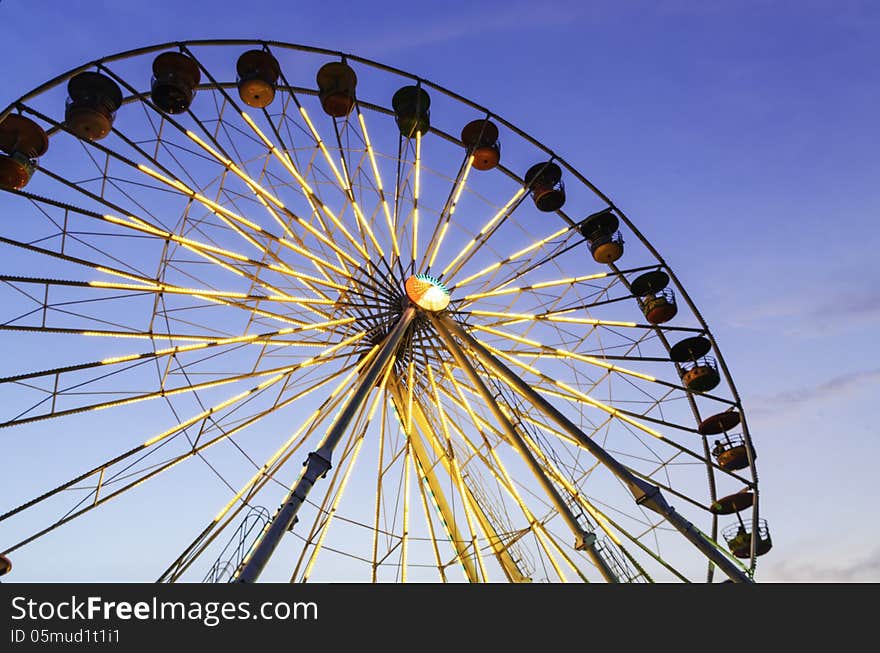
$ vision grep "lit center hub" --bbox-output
[405,274,450,312]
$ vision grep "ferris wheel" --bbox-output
[0,40,771,584]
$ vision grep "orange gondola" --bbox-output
[317,61,357,117]
[0,114,49,190]
[524,162,565,212]
[65,71,123,140]
[579,208,624,264]
[237,50,281,108]
[711,435,752,471]
[640,289,678,324]
[461,119,500,171]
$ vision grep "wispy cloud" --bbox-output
[350,0,597,56]
[749,367,880,417]
[764,546,880,582]
[725,288,880,338]
[814,293,880,321]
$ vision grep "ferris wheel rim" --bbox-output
[0,38,762,581]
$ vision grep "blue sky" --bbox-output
[1,0,878,582]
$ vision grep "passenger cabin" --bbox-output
[317,61,357,117]
[151,51,201,114]
[723,519,773,558]
[460,119,500,171]
[670,335,720,393]
[699,410,753,472]
[629,269,677,324]
[237,50,280,108]
[711,435,751,471]
[523,162,565,212]
[0,114,49,190]
[65,72,123,141]
[392,85,430,137]
[579,208,624,264]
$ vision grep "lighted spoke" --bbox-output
[423,154,474,273]
[449,224,571,291]
[97,62,360,286]
[0,318,355,387]
[440,187,526,281]
[357,109,399,261]
[0,330,367,429]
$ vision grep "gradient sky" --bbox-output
[1,0,878,582]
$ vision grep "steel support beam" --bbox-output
[233,307,416,582]
[429,314,618,583]
[438,314,753,584]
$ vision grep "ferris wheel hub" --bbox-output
[404,274,450,312]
